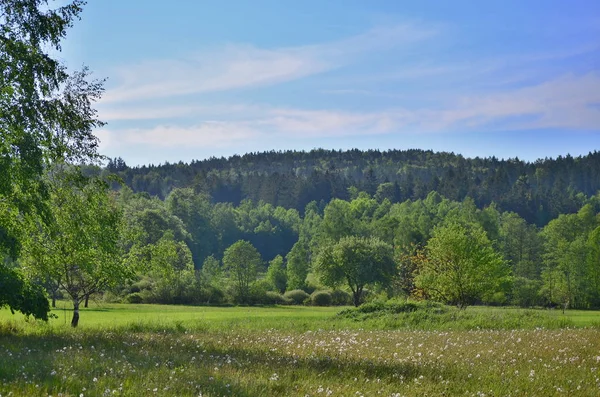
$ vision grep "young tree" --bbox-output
[223,240,261,303]
[1,0,104,319]
[315,236,396,307]
[201,255,222,286]
[266,255,287,293]
[23,173,128,327]
[414,222,510,309]
[541,208,596,309]
[286,240,310,290]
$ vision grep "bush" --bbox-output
[483,291,508,306]
[264,291,292,305]
[126,293,144,304]
[246,279,273,305]
[130,278,152,294]
[330,289,352,306]
[284,289,310,305]
[338,299,447,319]
[101,291,121,303]
[311,290,332,306]
[200,284,226,305]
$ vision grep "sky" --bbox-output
[58,0,600,166]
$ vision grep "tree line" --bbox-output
[16,179,600,327]
[102,148,600,227]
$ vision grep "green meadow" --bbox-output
[2,303,600,396]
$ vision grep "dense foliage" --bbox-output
[45,174,596,310]
[1,0,105,320]
[104,149,600,226]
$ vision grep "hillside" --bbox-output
[101,148,600,226]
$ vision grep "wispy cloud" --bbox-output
[100,23,437,104]
[99,72,600,151]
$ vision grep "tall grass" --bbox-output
[2,303,600,396]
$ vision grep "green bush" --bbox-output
[101,291,121,303]
[512,277,543,308]
[284,289,310,305]
[264,291,292,305]
[246,279,273,305]
[311,290,332,306]
[483,291,508,306]
[200,284,226,305]
[338,299,447,318]
[330,289,352,306]
[130,278,152,294]
[126,293,144,304]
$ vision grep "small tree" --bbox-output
[540,268,570,312]
[286,241,309,290]
[145,232,195,304]
[315,236,395,307]
[414,222,509,309]
[223,240,261,303]
[201,255,222,285]
[1,0,104,320]
[266,255,287,293]
[23,173,128,327]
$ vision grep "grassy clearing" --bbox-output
[2,303,600,396]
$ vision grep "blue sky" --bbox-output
[59,0,600,165]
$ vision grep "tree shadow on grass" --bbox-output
[0,331,457,396]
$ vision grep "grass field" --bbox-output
[2,303,600,396]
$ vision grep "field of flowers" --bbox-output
[2,304,600,396]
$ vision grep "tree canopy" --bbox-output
[414,222,510,308]
[1,0,105,319]
[22,171,126,326]
[315,236,395,306]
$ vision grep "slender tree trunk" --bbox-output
[353,287,362,307]
[84,294,89,308]
[353,293,360,307]
[71,298,80,328]
[52,292,56,308]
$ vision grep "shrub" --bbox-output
[338,299,447,319]
[101,291,121,303]
[264,291,292,305]
[330,289,352,306]
[200,284,226,305]
[126,293,144,304]
[512,277,543,308]
[130,278,152,293]
[483,291,508,306]
[311,290,332,306]
[246,279,273,305]
[284,289,310,305]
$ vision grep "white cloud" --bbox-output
[443,72,600,130]
[100,122,261,150]
[100,23,437,104]
[98,72,600,150]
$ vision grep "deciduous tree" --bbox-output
[23,172,127,327]
[1,0,104,319]
[315,236,395,306]
[223,240,261,303]
[414,222,510,308]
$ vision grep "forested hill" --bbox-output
[102,149,600,226]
